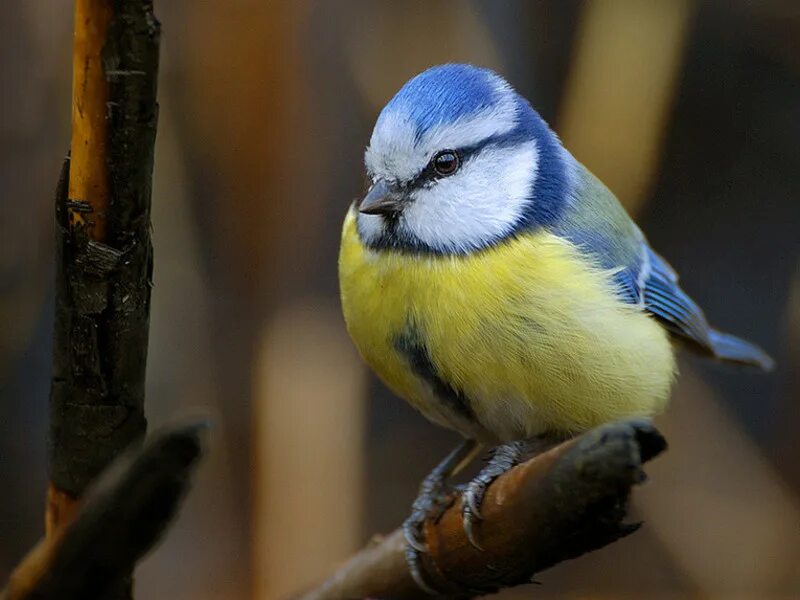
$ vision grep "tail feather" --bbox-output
[708,329,774,371]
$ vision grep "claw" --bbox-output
[458,440,530,551]
[403,516,428,553]
[463,483,484,521]
[402,440,480,594]
[405,544,440,596]
[462,483,486,549]
[463,510,485,551]
[461,480,487,549]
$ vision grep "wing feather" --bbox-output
[557,162,772,369]
[640,250,712,347]
[634,248,771,369]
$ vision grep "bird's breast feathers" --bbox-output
[339,208,676,441]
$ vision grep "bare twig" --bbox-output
[299,419,666,600]
[2,421,208,600]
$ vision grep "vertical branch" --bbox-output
[67,0,112,238]
[2,1,161,598]
[48,0,160,576]
[46,0,114,539]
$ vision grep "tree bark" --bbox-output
[46,1,161,597]
[49,0,159,513]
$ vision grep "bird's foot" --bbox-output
[402,473,449,556]
[461,441,529,550]
[403,440,478,594]
[461,434,567,549]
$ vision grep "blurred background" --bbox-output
[1,1,799,598]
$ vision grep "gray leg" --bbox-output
[462,435,564,549]
[403,439,478,594]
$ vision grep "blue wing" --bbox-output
[614,246,774,371]
[555,161,772,370]
[612,247,711,343]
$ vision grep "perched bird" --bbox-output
[338,64,772,590]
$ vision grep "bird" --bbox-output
[338,63,773,592]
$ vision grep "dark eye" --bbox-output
[432,150,460,176]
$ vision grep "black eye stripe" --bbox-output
[373,127,528,194]
[405,148,472,190]
[401,136,521,192]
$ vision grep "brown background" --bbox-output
[1,2,798,598]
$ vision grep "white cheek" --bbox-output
[355,211,384,246]
[400,141,539,252]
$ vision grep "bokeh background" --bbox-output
[1,1,799,598]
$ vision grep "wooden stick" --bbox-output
[298,419,666,600]
[49,0,160,527]
[38,1,161,597]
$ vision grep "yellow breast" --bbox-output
[339,208,675,441]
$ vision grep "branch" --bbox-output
[2,421,208,600]
[299,419,667,600]
[49,0,160,534]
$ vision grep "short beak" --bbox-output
[359,179,403,216]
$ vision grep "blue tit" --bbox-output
[338,63,773,584]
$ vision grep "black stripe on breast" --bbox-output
[393,327,476,422]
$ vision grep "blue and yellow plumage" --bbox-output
[338,63,772,579]
[340,63,770,442]
[340,203,676,441]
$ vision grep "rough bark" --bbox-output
[42,2,161,597]
[49,0,160,507]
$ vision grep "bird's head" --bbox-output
[357,64,572,255]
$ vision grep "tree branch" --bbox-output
[48,0,160,544]
[299,419,666,600]
[2,421,208,600]
[26,2,163,597]
[50,0,160,501]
